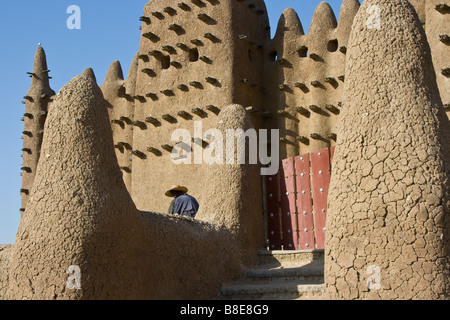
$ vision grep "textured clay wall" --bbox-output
[119,0,268,215]
[425,0,450,115]
[8,69,243,300]
[0,245,13,300]
[262,0,360,159]
[20,47,55,212]
[198,104,264,264]
[325,0,450,300]
[101,58,137,193]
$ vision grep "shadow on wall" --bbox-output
[135,211,242,300]
[6,69,245,300]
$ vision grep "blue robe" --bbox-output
[169,195,199,218]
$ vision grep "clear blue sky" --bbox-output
[0,0,347,244]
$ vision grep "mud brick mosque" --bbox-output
[0,0,449,300]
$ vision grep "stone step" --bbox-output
[244,263,324,283]
[218,280,325,300]
[256,249,324,268]
[216,249,325,300]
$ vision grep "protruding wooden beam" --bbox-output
[148,50,163,57]
[151,11,164,19]
[21,167,32,173]
[162,114,177,123]
[177,111,192,119]
[168,24,184,33]
[440,34,450,44]
[111,119,124,126]
[296,136,309,144]
[309,105,320,113]
[163,7,177,15]
[176,43,189,50]
[436,4,450,13]
[178,3,190,11]
[204,33,219,42]
[119,116,133,125]
[143,32,160,42]
[170,61,182,68]
[327,133,337,141]
[139,16,151,24]
[295,107,310,117]
[133,95,146,102]
[133,121,147,129]
[294,82,309,92]
[138,54,149,62]
[206,105,220,114]
[277,110,289,117]
[189,81,202,89]
[199,56,212,64]
[160,89,174,96]
[191,0,206,7]
[145,93,158,101]
[161,144,174,152]
[162,45,176,54]
[190,39,203,46]
[205,77,219,85]
[146,147,162,157]
[325,104,339,114]
[277,58,289,66]
[192,108,207,117]
[324,77,336,84]
[309,53,321,61]
[120,166,132,173]
[132,150,147,159]
[145,117,160,125]
[198,13,213,22]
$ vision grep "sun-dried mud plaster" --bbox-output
[8,69,243,300]
[325,0,450,300]
[6,0,449,300]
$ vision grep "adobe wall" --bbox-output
[0,245,13,300]
[8,69,244,300]
[425,0,450,114]
[20,47,55,212]
[101,58,137,193]
[111,0,269,217]
[199,104,264,263]
[325,0,450,300]
[262,0,360,159]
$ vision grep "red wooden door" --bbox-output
[280,158,299,250]
[310,149,332,250]
[266,171,282,250]
[265,147,335,251]
[294,154,315,250]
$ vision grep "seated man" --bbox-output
[166,185,199,218]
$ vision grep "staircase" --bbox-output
[217,249,325,300]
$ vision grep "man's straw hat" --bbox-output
[165,185,188,197]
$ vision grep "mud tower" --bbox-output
[20,47,55,212]
[325,0,450,299]
[6,0,450,300]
